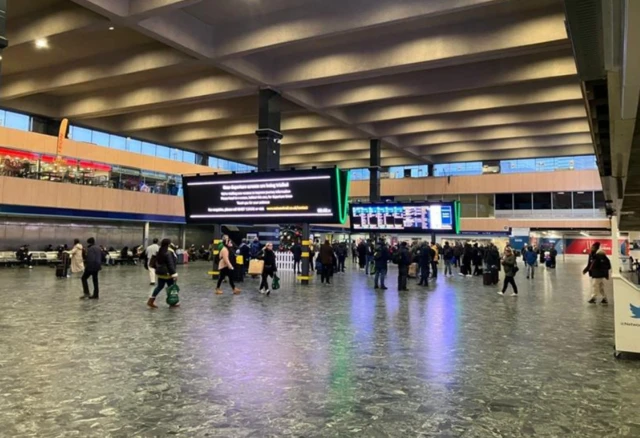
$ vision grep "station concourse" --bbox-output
[0,0,640,436]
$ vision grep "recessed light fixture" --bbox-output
[108,26,115,31]
[35,38,49,49]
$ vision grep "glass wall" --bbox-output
[207,156,256,173]
[495,191,603,211]
[500,155,597,173]
[433,162,483,177]
[0,109,32,132]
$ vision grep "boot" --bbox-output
[216,289,223,295]
[233,288,241,295]
[147,297,158,308]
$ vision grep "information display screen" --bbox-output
[350,202,458,233]
[183,168,350,224]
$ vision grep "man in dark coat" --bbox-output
[81,237,102,300]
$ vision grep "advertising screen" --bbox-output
[350,202,459,233]
[183,168,350,224]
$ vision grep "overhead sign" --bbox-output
[350,201,460,234]
[183,168,350,224]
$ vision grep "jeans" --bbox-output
[444,260,452,276]
[526,264,536,278]
[293,259,301,273]
[321,264,333,283]
[502,276,518,294]
[338,257,346,272]
[365,255,373,274]
[81,270,99,297]
[152,277,175,297]
[419,265,430,285]
[216,267,235,289]
[398,267,408,290]
[431,261,438,278]
[374,266,387,287]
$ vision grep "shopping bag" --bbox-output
[272,274,280,290]
[166,283,180,307]
[248,259,264,275]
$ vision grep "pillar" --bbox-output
[256,89,282,171]
[300,223,311,285]
[369,139,381,202]
[428,164,434,177]
[611,215,621,276]
[143,221,150,248]
[0,0,7,81]
[179,224,187,248]
[210,224,223,280]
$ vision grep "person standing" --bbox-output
[461,243,473,277]
[145,238,160,285]
[216,240,241,295]
[351,241,358,264]
[239,239,251,274]
[395,242,411,291]
[585,247,611,304]
[524,245,538,279]
[442,241,454,277]
[69,238,84,278]
[428,242,439,279]
[498,247,518,296]
[320,239,334,285]
[373,239,390,290]
[357,240,367,270]
[365,240,375,275]
[147,238,179,308]
[258,243,277,295]
[418,242,432,286]
[291,241,302,274]
[337,242,347,273]
[80,237,101,300]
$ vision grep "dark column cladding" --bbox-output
[256,89,283,171]
[31,116,68,137]
[0,0,8,81]
[369,139,381,202]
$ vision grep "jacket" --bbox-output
[524,250,538,266]
[584,250,598,277]
[419,245,432,268]
[155,249,177,279]
[291,244,302,261]
[396,246,411,267]
[320,243,334,265]
[502,253,517,277]
[589,250,611,279]
[442,245,454,261]
[218,246,234,270]
[260,249,277,273]
[374,245,390,269]
[85,244,103,272]
[484,247,501,269]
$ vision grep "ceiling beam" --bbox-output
[303,50,577,108]
[344,77,582,124]
[370,101,587,137]
[399,119,591,148]
[211,0,504,59]
[59,71,255,119]
[267,9,569,88]
[411,133,593,156]
[128,0,204,18]
[1,44,193,100]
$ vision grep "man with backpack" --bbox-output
[393,241,411,291]
[584,243,611,304]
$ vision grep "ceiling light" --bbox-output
[35,38,49,49]
[108,26,115,31]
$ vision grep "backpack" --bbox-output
[392,251,402,265]
[166,283,180,306]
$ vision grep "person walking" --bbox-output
[373,239,390,290]
[258,242,277,295]
[319,239,334,285]
[395,241,411,291]
[524,245,538,279]
[418,242,432,286]
[147,239,179,308]
[498,247,518,296]
[216,240,241,295]
[585,246,611,304]
[239,239,251,274]
[291,241,302,274]
[69,238,84,278]
[80,237,101,300]
[442,241,454,277]
[145,238,160,285]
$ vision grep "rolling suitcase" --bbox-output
[408,263,418,278]
[55,262,68,278]
[483,271,492,286]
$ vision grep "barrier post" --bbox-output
[299,223,311,285]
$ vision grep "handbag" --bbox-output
[272,274,280,290]
[248,259,264,275]
[166,283,180,307]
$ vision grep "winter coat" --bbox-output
[502,253,517,277]
[70,243,85,273]
[85,244,103,272]
[155,249,177,279]
[588,250,611,279]
[320,243,334,265]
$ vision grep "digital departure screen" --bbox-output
[183,168,350,224]
[350,202,458,233]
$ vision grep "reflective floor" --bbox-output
[1,259,639,437]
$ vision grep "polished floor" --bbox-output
[1,259,638,437]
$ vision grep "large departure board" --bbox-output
[350,202,458,233]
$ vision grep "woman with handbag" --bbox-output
[258,243,277,295]
[147,238,179,308]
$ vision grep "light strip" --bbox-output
[191,213,334,218]
[188,175,330,186]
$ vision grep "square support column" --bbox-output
[369,139,381,202]
[256,89,283,171]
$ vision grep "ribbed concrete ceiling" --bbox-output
[0,0,593,169]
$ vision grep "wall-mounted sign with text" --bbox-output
[182,168,350,225]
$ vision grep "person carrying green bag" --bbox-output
[147,238,180,308]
